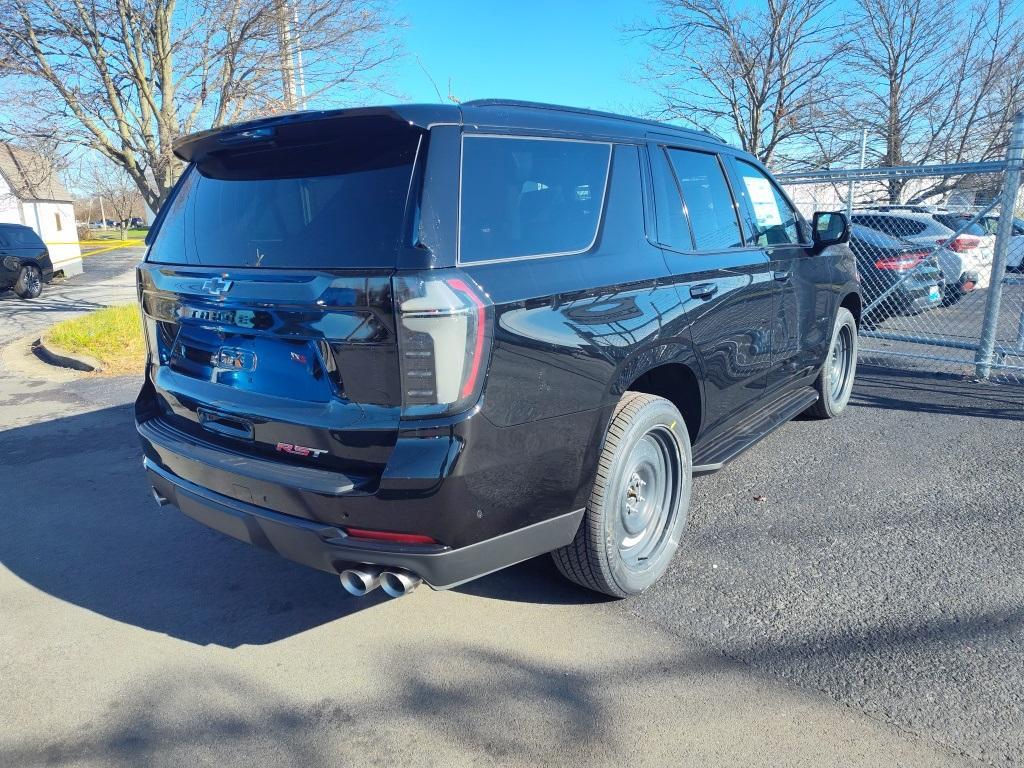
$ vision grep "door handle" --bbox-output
[773,269,792,282]
[689,283,718,300]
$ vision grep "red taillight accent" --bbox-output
[939,235,980,252]
[875,252,925,270]
[344,527,437,545]
[446,278,487,399]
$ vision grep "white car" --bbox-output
[851,210,988,302]
[976,214,1024,271]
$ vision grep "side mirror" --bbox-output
[811,211,850,254]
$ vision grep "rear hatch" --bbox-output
[137,114,425,487]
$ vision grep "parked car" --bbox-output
[0,223,53,299]
[967,213,1024,272]
[851,210,982,304]
[136,100,860,599]
[848,225,944,320]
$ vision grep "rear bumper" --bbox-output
[145,457,584,589]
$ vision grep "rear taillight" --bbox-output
[393,270,493,418]
[938,235,980,252]
[875,252,926,270]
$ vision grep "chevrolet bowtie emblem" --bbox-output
[201,277,233,296]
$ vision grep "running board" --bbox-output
[691,387,819,475]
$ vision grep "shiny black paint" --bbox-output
[138,101,859,582]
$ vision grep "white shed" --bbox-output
[0,144,82,277]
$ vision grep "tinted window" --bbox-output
[933,214,986,236]
[459,136,611,262]
[649,148,693,251]
[850,224,910,249]
[665,149,742,250]
[855,215,926,238]
[733,160,801,246]
[148,130,421,268]
[1,226,44,248]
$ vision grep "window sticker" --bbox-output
[743,176,782,228]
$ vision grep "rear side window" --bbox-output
[649,147,693,251]
[1,226,44,248]
[148,128,422,268]
[665,149,743,250]
[459,136,611,263]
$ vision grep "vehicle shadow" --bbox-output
[848,363,1024,421]
[0,403,602,647]
[0,404,386,647]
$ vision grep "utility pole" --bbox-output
[275,0,297,110]
[846,129,868,218]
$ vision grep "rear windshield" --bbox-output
[148,127,421,268]
[933,214,986,236]
[850,224,911,249]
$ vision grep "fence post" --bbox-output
[974,111,1024,379]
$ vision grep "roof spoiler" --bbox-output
[174,105,457,164]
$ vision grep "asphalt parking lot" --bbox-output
[1,249,1021,767]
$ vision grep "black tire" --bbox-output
[552,392,692,598]
[13,264,42,299]
[804,306,858,419]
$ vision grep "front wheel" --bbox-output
[553,392,692,598]
[13,264,42,299]
[804,306,858,419]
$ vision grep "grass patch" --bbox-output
[85,228,149,241]
[45,304,145,376]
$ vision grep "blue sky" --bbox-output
[381,1,661,116]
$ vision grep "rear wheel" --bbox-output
[14,264,42,299]
[804,306,858,419]
[552,392,692,598]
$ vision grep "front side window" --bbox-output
[665,148,743,250]
[459,136,611,263]
[733,160,800,246]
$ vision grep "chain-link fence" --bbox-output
[776,113,1024,385]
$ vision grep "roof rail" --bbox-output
[461,99,723,142]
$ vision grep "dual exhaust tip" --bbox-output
[340,565,422,598]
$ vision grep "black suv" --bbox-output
[0,223,52,299]
[136,101,859,599]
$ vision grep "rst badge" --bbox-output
[276,442,328,458]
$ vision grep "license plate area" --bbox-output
[168,326,333,403]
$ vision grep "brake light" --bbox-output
[393,270,493,417]
[875,252,926,270]
[938,235,980,252]
[344,527,437,545]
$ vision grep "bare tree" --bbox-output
[633,0,847,165]
[0,0,402,211]
[842,0,1024,201]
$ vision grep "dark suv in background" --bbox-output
[0,223,52,299]
[136,101,859,599]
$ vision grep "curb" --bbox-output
[33,337,104,373]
